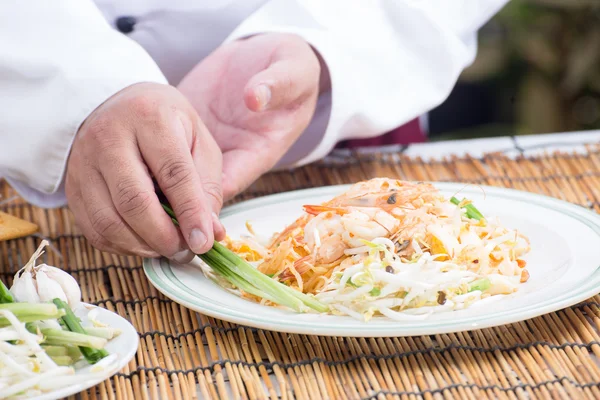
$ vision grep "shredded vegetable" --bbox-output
[219,178,531,321]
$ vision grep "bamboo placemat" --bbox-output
[1,146,600,400]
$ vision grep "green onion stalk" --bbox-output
[0,278,108,365]
[84,326,121,340]
[160,200,328,313]
[40,346,80,366]
[41,345,69,357]
[53,299,109,364]
[0,279,14,304]
[468,278,491,292]
[40,328,107,349]
[450,197,484,221]
[0,303,66,326]
[50,355,76,366]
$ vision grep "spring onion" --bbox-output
[450,196,484,221]
[50,355,75,366]
[0,279,14,303]
[41,345,69,357]
[468,278,491,292]
[53,299,109,364]
[0,303,65,326]
[0,285,109,354]
[200,250,277,303]
[84,326,122,340]
[160,201,329,313]
[40,328,107,349]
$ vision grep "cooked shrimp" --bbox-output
[268,214,310,248]
[323,178,439,212]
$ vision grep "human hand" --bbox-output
[65,82,225,259]
[178,33,329,200]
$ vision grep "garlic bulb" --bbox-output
[10,270,41,303]
[10,240,81,309]
[35,270,68,303]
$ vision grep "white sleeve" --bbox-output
[0,0,167,208]
[225,0,509,167]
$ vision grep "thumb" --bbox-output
[244,59,317,112]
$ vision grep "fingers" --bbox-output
[138,114,217,254]
[98,131,189,258]
[82,168,159,256]
[66,170,159,258]
[171,213,226,264]
[67,82,226,259]
[244,55,319,112]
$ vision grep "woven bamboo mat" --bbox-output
[2,146,600,400]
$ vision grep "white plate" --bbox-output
[32,304,139,400]
[144,183,600,337]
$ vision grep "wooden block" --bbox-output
[0,211,38,241]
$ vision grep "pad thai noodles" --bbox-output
[218,178,530,321]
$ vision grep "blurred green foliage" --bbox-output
[458,0,600,136]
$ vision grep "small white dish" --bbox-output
[32,304,138,400]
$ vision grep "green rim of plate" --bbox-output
[144,183,600,335]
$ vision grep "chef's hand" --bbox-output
[178,33,329,200]
[65,82,225,259]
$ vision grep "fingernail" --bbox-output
[189,228,208,253]
[171,250,195,264]
[255,85,271,110]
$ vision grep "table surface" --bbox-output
[1,130,600,400]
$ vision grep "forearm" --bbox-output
[0,0,167,207]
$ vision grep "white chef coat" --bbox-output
[0,0,509,208]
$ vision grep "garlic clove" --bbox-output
[42,265,81,309]
[35,270,67,303]
[9,240,84,308]
[10,270,41,303]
